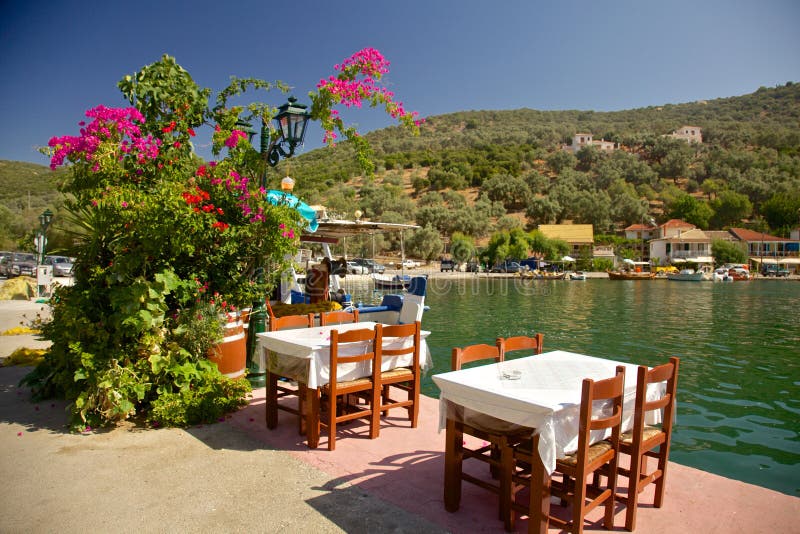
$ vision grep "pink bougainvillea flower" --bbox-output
[224,129,247,149]
[187,128,196,137]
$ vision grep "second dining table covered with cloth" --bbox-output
[256,321,432,390]
[432,350,666,476]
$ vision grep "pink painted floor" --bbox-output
[228,387,799,533]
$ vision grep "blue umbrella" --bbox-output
[265,190,318,232]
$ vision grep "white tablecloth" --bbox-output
[257,321,432,389]
[432,350,666,475]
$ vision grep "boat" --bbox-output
[667,269,706,281]
[540,271,567,280]
[372,273,412,290]
[607,270,656,280]
[608,259,655,280]
[569,271,586,281]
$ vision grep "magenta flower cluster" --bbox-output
[48,106,161,170]
[316,47,423,144]
[225,129,247,148]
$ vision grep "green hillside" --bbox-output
[3,82,799,256]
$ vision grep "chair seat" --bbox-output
[621,425,662,445]
[380,366,413,381]
[321,376,373,392]
[558,440,614,467]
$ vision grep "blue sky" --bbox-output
[1,0,799,165]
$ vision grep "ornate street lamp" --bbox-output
[38,208,54,264]
[263,97,311,170]
[244,98,310,388]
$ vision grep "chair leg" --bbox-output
[410,376,420,427]
[370,384,381,439]
[625,451,643,532]
[572,473,586,534]
[327,393,337,451]
[604,456,619,530]
[654,447,669,508]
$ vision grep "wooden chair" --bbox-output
[266,313,315,434]
[496,333,544,360]
[448,344,531,523]
[376,321,421,427]
[509,367,625,534]
[617,357,680,531]
[309,325,381,451]
[319,309,359,326]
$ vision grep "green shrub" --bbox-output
[148,372,252,427]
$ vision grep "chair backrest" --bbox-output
[576,366,625,464]
[451,343,503,371]
[398,277,427,324]
[496,334,544,359]
[269,313,315,331]
[632,357,680,439]
[329,326,381,388]
[381,321,421,366]
[320,309,359,326]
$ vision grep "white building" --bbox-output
[565,133,617,153]
[668,126,703,144]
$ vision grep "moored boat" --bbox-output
[667,268,706,281]
[607,270,656,280]
[372,273,412,290]
[569,271,586,280]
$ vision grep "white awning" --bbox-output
[751,257,800,265]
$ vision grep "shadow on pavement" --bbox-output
[0,365,72,435]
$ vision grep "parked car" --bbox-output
[761,264,790,277]
[0,252,37,277]
[346,261,368,275]
[440,258,455,272]
[466,261,481,273]
[44,255,75,277]
[352,258,385,274]
[397,259,419,269]
[491,261,522,273]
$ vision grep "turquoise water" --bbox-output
[406,276,799,497]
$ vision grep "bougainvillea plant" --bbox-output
[24,50,420,430]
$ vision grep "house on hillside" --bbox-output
[657,219,696,239]
[537,224,594,256]
[625,221,658,261]
[667,126,703,144]
[649,228,714,266]
[563,133,618,154]
[624,222,659,241]
[728,228,800,273]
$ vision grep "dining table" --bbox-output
[432,350,666,533]
[257,321,431,448]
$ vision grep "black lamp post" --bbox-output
[244,97,311,388]
[38,209,54,264]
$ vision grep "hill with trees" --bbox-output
[3,82,799,260]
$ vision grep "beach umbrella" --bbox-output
[623,258,635,265]
[265,190,318,232]
[562,255,575,262]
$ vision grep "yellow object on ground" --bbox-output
[0,277,36,300]
[1,326,41,336]
[1,347,46,367]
